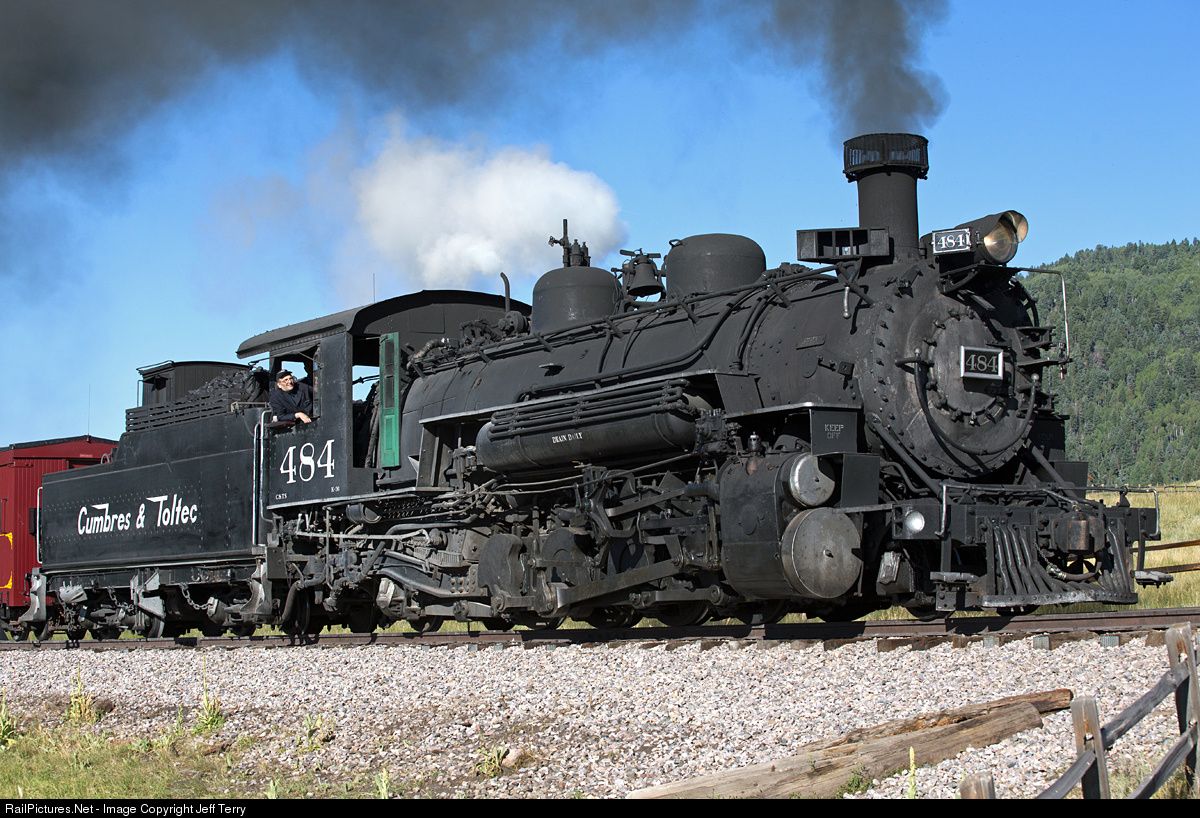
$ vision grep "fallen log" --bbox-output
[627,688,1072,799]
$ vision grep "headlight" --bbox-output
[903,510,927,535]
[943,210,1030,265]
[982,222,1017,263]
[980,211,1028,264]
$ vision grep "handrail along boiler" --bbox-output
[24,133,1161,638]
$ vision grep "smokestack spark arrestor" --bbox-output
[843,133,928,258]
[797,133,928,265]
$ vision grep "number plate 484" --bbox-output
[960,346,1004,381]
[279,439,336,484]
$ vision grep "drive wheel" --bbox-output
[904,604,949,623]
[736,601,789,626]
[282,591,312,637]
[409,616,444,634]
[584,608,643,629]
[346,608,379,634]
[656,603,710,628]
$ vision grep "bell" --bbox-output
[625,258,664,297]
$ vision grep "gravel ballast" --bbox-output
[0,636,1190,798]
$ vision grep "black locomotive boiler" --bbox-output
[24,133,1161,638]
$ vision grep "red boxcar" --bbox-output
[0,436,117,616]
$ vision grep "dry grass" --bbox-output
[1091,487,1200,610]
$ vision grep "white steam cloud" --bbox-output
[355,123,624,290]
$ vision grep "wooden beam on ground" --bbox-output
[627,689,1071,799]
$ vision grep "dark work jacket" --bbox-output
[269,382,314,421]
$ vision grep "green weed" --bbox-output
[906,747,917,799]
[474,745,507,779]
[65,672,98,727]
[835,766,872,797]
[374,768,392,799]
[0,692,18,749]
[192,660,225,735]
[297,713,328,752]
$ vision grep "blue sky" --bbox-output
[2,0,1198,443]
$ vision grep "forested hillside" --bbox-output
[1023,240,1200,484]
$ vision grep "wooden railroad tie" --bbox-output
[627,688,1072,799]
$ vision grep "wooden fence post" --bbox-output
[1071,695,1110,798]
[959,772,996,799]
[1165,623,1199,798]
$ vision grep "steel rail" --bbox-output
[2,606,1197,653]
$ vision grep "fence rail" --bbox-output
[962,623,1199,799]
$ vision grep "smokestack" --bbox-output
[843,133,928,258]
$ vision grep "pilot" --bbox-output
[270,369,313,424]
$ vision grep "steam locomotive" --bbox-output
[22,133,1161,639]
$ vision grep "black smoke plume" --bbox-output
[0,0,687,172]
[1,0,947,173]
[765,0,948,137]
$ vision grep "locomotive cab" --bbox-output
[236,291,523,511]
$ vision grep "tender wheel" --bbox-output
[655,603,711,628]
[408,616,444,634]
[140,618,166,639]
[583,608,643,629]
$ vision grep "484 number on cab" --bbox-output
[278,439,335,484]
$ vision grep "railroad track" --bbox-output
[2,606,1197,652]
